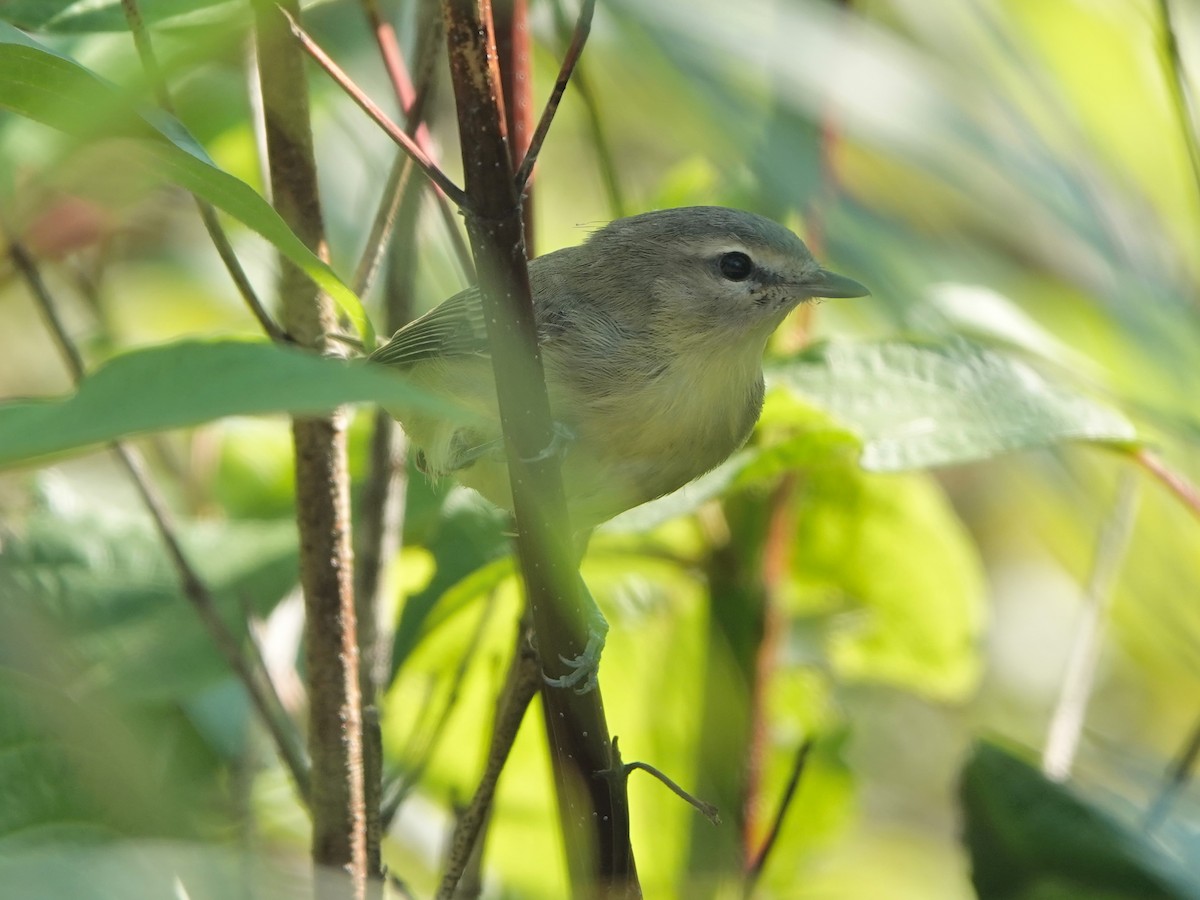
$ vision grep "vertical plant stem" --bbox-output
[252,0,365,893]
[493,0,535,250]
[439,0,638,894]
[1042,473,1139,781]
[689,497,769,894]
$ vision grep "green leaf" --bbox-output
[0,22,372,343]
[773,339,1138,471]
[0,0,236,33]
[961,742,1199,899]
[0,339,467,468]
[785,460,985,700]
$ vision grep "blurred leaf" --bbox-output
[0,339,468,468]
[0,0,237,33]
[0,670,114,845]
[0,838,309,900]
[774,339,1137,471]
[0,477,298,699]
[0,22,371,341]
[785,459,984,700]
[961,742,1199,899]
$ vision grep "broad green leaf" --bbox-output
[0,339,468,468]
[961,742,1199,899]
[773,339,1137,471]
[0,23,372,343]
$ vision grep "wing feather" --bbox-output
[369,286,489,368]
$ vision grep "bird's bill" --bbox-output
[800,268,870,299]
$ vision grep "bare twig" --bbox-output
[1134,447,1200,521]
[381,587,501,828]
[513,0,596,191]
[549,0,624,218]
[253,0,365,893]
[745,740,813,892]
[435,618,541,900]
[354,0,474,291]
[1042,473,1140,780]
[1146,709,1200,832]
[618,751,721,826]
[120,0,286,342]
[5,235,310,800]
[281,8,469,209]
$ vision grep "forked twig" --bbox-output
[513,0,596,191]
[281,8,469,209]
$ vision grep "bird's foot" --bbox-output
[543,608,609,695]
[520,421,576,465]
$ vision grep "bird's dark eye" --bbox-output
[718,251,754,281]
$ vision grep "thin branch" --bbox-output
[549,0,624,218]
[1134,447,1200,521]
[5,235,311,800]
[381,587,501,828]
[513,0,596,192]
[619,754,720,827]
[120,0,287,342]
[435,618,541,900]
[745,739,813,892]
[1042,473,1140,781]
[1146,709,1200,833]
[350,6,473,299]
[281,8,470,209]
[1156,0,1200,205]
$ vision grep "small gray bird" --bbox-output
[371,206,868,529]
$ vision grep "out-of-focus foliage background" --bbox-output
[1,0,1199,897]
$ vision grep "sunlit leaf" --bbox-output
[0,22,372,342]
[773,339,1137,471]
[0,339,468,468]
[784,460,985,700]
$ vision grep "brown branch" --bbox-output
[281,8,469,209]
[435,617,541,899]
[440,0,638,894]
[252,1,366,894]
[382,587,501,828]
[5,235,310,800]
[120,0,286,342]
[513,0,596,192]
[493,0,535,251]
[355,0,475,289]
[1134,447,1200,520]
[549,0,624,218]
[745,739,813,890]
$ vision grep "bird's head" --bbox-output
[586,206,868,346]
